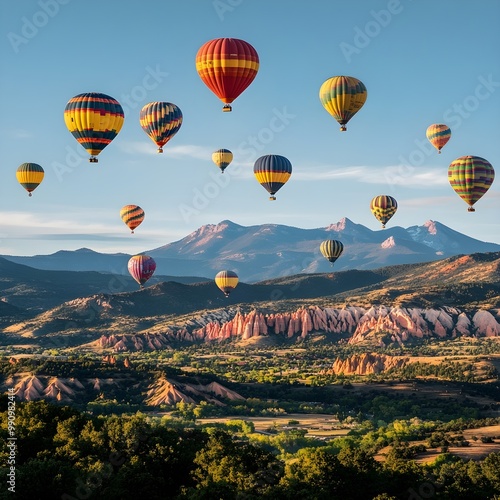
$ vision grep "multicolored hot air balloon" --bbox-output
[212,149,233,173]
[370,195,398,228]
[215,270,239,297]
[448,156,495,212]
[196,38,259,112]
[320,240,344,266]
[64,93,124,162]
[253,154,292,200]
[120,205,145,233]
[128,255,156,288]
[16,163,44,196]
[319,76,367,131]
[140,102,183,153]
[426,124,451,154]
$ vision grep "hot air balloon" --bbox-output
[370,195,398,228]
[319,76,367,131]
[253,154,292,200]
[64,92,124,162]
[139,102,183,153]
[215,270,239,297]
[16,163,44,196]
[212,149,233,173]
[195,38,259,112]
[426,124,451,154]
[120,205,145,233]
[448,156,495,212]
[128,255,156,288]
[320,240,344,266]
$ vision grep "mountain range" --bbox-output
[2,218,500,282]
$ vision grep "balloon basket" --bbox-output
[89,157,98,163]
[157,148,163,153]
[468,207,475,212]
[269,196,276,201]
[340,126,347,131]
[222,105,232,112]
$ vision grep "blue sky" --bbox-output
[1,0,499,256]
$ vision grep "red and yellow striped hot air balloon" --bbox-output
[448,156,495,212]
[370,195,398,228]
[253,154,292,201]
[320,240,344,266]
[64,92,124,162]
[16,163,44,197]
[319,76,367,131]
[128,255,156,288]
[426,124,451,154]
[120,205,145,233]
[195,38,259,112]
[215,270,239,297]
[140,102,183,153]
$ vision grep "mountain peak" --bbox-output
[326,217,354,232]
[381,236,396,249]
[423,220,438,235]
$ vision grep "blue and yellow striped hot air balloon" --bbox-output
[426,124,451,154]
[370,195,398,228]
[140,102,183,153]
[215,270,239,297]
[196,38,259,112]
[212,149,233,173]
[253,155,292,201]
[64,92,124,163]
[320,240,344,266]
[120,205,145,234]
[448,156,495,212]
[16,163,44,196]
[319,76,367,131]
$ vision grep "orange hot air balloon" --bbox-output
[120,205,145,233]
[426,124,451,154]
[195,38,259,112]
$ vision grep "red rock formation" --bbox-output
[327,353,409,375]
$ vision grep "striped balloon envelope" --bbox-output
[140,102,183,153]
[319,76,367,131]
[128,255,156,288]
[426,124,451,154]
[196,38,259,112]
[16,163,44,196]
[120,205,145,233]
[448,156,495,212]
[320,240,344,266]
[64,92,124,163]
[370,195,398,228]
[253,155,292,200]
[212,149,233,173]
[215,270,239,297]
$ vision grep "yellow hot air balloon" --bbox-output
[16,163,44,196]
[64,92,124,162]
[426,124,451,154]
[215,270,239,297]
[448,156,495,212]
[120,205,145,233]
[320,240,344,266]
[370,195,398,228]
[319,76,367,131]
[253,155,292,200]
[212,149,233,173]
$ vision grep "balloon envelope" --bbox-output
[128,255,156,287]
[140,102,183,153]
[215,270,239,297]
[319,76,367,131]
[426,124,451,153]
[370,195,398,228]
[448,156,495,211]
[16,163,44,196]
[120,205,145,233]
[253,155,292,200]
[320,240,344,265]
[196,38,259,112]
[212,149,233,173]
[64,92,124,162]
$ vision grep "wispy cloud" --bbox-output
[10,129,33,139]
[118,141,214,160]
